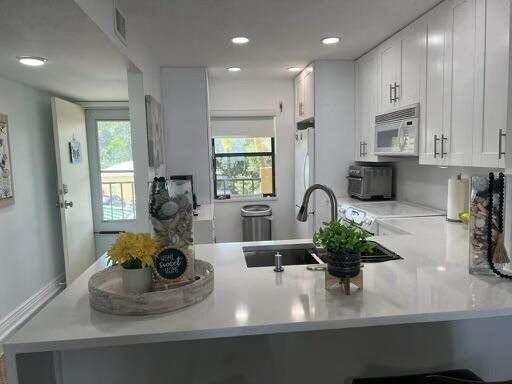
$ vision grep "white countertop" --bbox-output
[6,216,512,355]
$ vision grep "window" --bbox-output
[96,120,136,221]
[212,136,275,199]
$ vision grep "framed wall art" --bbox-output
[0,113,14,207]
[145,95,164,169]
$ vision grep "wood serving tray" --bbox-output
[88,259,214,316]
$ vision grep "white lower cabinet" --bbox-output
[355,51,379,162]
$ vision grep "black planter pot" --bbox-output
[324,251,361,278]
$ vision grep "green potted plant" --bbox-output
[313,221,374,278]
[107,232,158,294]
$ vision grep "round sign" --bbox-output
[155,247,188,280]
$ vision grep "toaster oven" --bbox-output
[347,165,393,200]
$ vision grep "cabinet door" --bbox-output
[303,66,315,121]
[442,0,482,166]
[355,52,379,162]
[420,6,446,165]
[378,38,401,112]
[473,0,509,168]
[294,75,303,123]
[398,22,424,107]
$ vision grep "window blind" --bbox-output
[210,116,275,138]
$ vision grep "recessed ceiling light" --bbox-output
[287,67,302,72]
[321,37,340,45]
[227,67,241,72]
[17,56,47,66]
[231,36,250,45]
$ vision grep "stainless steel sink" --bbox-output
[243,241,402,268]
[243,243,321,268]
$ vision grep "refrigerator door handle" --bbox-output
[303,153,310,191]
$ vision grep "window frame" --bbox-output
[212,137,276,200]
[85,108,139,233]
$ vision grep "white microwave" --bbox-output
[374,103,419,156]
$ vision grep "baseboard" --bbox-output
[0,273,65,343]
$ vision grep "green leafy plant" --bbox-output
[313,220,374,255]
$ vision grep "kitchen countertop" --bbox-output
[6,216,512,355]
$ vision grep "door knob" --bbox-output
[64,200,73,209]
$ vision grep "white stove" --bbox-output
[338,200,445,234]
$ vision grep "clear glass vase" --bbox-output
[149,178,195,288]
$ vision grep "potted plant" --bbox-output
[313,221,374,278]
[107,232,158,294]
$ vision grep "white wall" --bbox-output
[208,78,295,242]
[72,0,161,101]
[394,159,498,210]
[0,76,64,321]
[313,61,355,229]
[161,68,211,205]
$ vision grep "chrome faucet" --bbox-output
[296,184,338,223]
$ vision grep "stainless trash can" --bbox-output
[241,204,272,241]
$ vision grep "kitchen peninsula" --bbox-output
[5,217,512,384]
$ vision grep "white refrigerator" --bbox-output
[294,127,315,239]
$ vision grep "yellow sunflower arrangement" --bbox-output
[107,232,158,269]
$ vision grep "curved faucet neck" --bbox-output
[296,184,338,223]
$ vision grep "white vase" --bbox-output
[122,267,152,294]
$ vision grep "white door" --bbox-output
[52,97,95,284]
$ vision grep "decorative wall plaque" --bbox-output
[155,246,188,280]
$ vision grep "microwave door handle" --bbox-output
[398,121,406,151]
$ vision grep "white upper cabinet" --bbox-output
[377,38,401,112]
[295,65,315,123]
[303,67,315,121]
[355,51,380,162]
[377,22,424,113]
[472,0,509,168]
[294,74,303,123]
[420,7,443,165]
[420,0,484,167]
[443,0,482,166]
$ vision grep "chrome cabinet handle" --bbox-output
[363,142,368,156]
[389,84,393,104]
[499,129,506,159]
[394,82,400,102]
[441,134,448,158]
[433,134,440,158]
